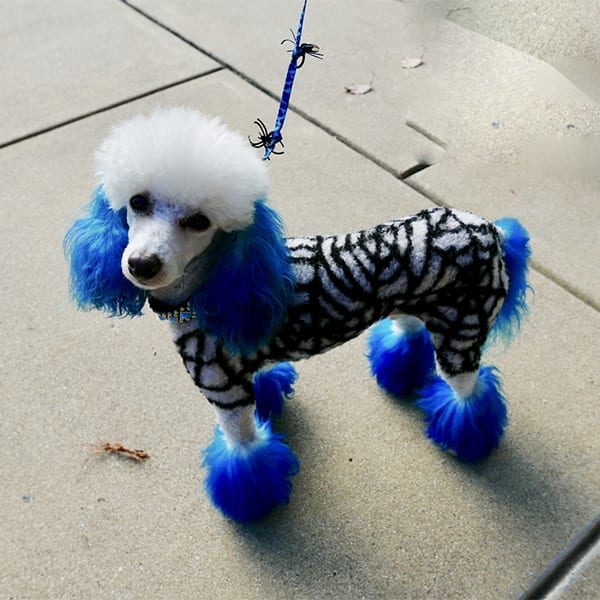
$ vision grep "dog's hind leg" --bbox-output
[367,314,435,397]
[253,362,298,423]
[416,340,508,462]
[202,402,299,522]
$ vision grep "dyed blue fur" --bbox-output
[491,218,531,344]
[254,362,298,423]
[417,366,507,462]
[190,201,294,356]
[63,187,146,317]
[367,319,435,397]
[203,422,299,522]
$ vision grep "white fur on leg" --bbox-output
[436,362,478,399]
[214,404,257,447]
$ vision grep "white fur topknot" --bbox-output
[95,107,269,231]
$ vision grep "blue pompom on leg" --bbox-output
[367,318,435,397]
[253,362,298,423]
[417,366,508,462]
[202,421,299,522]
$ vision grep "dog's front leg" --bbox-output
[173,327,299,521]
[202,397,299,522]
[213,403,257,446]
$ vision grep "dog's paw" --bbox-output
[367,318,435,397]
[202,422,299,522]
[417,366,508,462]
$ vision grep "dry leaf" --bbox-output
[345,83,373,95]
[95,442,150,462]
[401,56,423,69]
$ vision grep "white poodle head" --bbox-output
[95,107,268,290]
[65,108,293,354]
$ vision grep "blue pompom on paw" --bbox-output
[254,362,298,423]
[367,318,435,397]
[202,422,300,522]
[417,366,508,462]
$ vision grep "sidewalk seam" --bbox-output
[0,69,223,150]
[519,512,600,599]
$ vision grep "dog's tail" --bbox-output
[489,218,532,344]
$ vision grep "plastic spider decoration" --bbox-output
[248,118,284,157]
[281,29,324,68]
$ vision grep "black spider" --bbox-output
[248,118,285,158]
[281,29,323,68]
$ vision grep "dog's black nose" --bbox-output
[128,254,162,280]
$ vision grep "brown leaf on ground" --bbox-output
[345,83,373,95]
[95,442,150,462]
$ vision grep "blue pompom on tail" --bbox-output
[202,422,299,522]
[417,366,508,462]
[491,218,532,344]
[254,362,298,423]
[367,318,435,397]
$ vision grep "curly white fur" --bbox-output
[95,107,269,231]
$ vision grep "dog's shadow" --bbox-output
[461,437,592,537]
[222,390,592,597]
[228,403,386,597]
[385,390,593,565]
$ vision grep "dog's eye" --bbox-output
[129,194,149,212]
[181,213,211,231]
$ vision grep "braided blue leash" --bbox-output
[249,0,322,160]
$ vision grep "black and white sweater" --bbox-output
[167,208,507,410]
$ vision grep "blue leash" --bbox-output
[249,0,322,160]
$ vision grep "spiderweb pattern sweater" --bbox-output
[169,207,507,410]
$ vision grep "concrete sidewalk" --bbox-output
[1,1,598,598]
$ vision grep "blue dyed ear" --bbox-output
[190,201,294,355]
[64,186,147,317]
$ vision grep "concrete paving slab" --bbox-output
[402,3,600,310]
[2,71,600,599]
[547,56,600,105]
[0,0,218,146]
[447,0,600,108]
[447,0,600,63]
[396,10,600,308]
[520,517,600,598]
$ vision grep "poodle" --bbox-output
[65,107,531,522]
